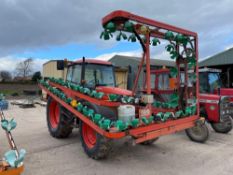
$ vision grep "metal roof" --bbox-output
[199,47,233,67]
[109,55,176,67]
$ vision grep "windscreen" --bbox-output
[85,64,115,88]
[199,72,222,93]
[208,72,222,93]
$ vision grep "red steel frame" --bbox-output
[40,84,198,143]
[102,10,199,116]
[42,10,200,144]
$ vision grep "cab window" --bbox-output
[66,66,73,82]
[71,65,82,84]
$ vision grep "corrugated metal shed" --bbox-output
[109,55,175,90]
[110,55,175,67]
[199,47,233,67]
[43,60,67,79]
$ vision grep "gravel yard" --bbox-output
[0,104,233,175]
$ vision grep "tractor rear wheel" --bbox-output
[47,97,73,138]
[211,116,232,134]
[185,121,209,143]
[80,121,112,159]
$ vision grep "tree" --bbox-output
[15,58,33,78]
[32,71,42,82]
[0,71,12,82]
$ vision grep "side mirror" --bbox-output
[57,60,65,70]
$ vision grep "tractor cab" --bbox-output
[199,68,223,94]
[65,58,132,96]
[66,59,115,88]
[142,68,176,102]
[198,68,233,133]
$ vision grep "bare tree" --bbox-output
[0,71,12,82]
[15,58,33,78]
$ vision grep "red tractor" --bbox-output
[39,10,207,159]
[199,68,233,133]
[143,67,233,135]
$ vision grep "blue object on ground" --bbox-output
[4,149,26,168]
[0,100,8,110]
[1,119,17,132]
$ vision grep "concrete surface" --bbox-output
[0,104,233,175]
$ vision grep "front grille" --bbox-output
[220,97,233,120]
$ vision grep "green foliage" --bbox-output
[165,44,175,52]
[116,31,127,41]
[164,31,175,40]
[108,94,119,101]
[175,110,184,118]
[130,118,139,128]
[1,119,17,132]
[124,21,134,32]
[115,120,128,131]
[187,57,196,69]
[170,67,178,77]
[141,116,154,125]
[99,119,111,130]
[152,38,160,46]
[100,30,113,40]
[105,22,116,32]
[128,34,137,42]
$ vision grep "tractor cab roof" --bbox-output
[71,59,112,66]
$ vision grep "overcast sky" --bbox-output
[0,0,232,72]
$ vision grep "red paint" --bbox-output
[142,68,175,96]
[220,88,233,96]
[102,10,197,37]
[39,10,201,142]
[96,86,132,96]
[200,94,220,122]
[132,52,146,95]
[50,82,121,107]
[49,100,60,128]
[40,84,198,140]
[82,122,97,149]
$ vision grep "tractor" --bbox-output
[39,10,207,159]
[199,68,233,133]
[142,67,233,136]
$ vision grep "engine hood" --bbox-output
[220,88,233,96]
[200,93,220,101]
[96,86,132,96]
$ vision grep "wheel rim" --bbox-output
[191,125,205,136]
[220,117,231,127]
[49,100,60,129]
[82,123,97,149]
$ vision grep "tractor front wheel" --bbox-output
[80,121,112,159]
[47,97,73,138]
[211,116,232,134]
[185,121,209,143]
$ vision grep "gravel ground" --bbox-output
[0,104,233,175]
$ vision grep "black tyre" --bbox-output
[47,97,73,138]
[211,116,232,134]
[140,137,159,145]
[80,121,112,159]
[185,122,209,143]
[80,102,113,159]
